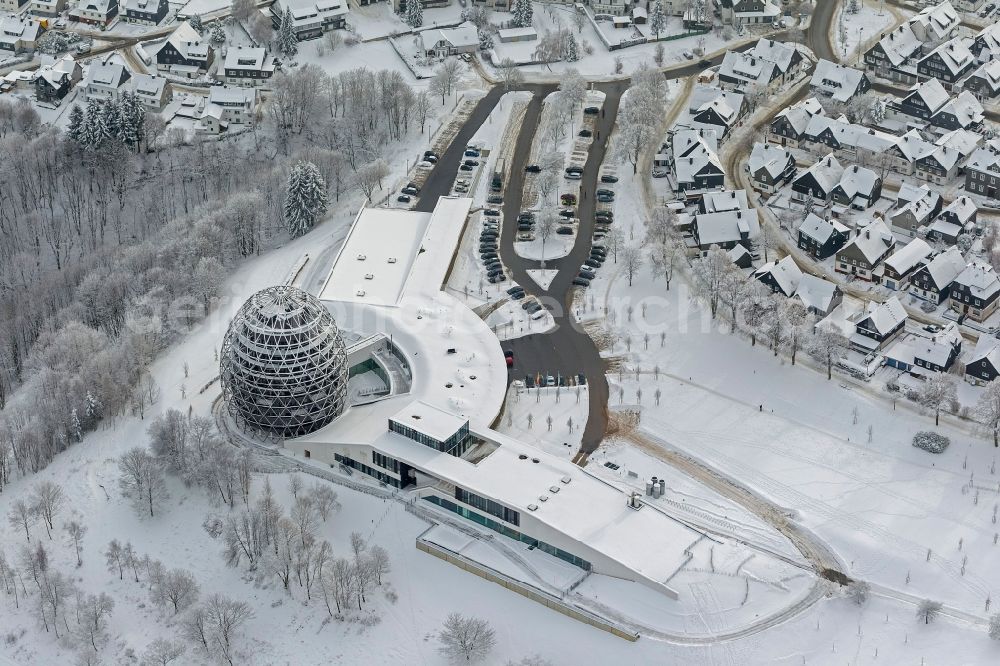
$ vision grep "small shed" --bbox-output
[612,15,631,28]
[497,26,537,43]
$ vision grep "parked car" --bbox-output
[545,375,557,386]
[652,168,669,178]
[506,286,524,296]
[465,149,480,157]
[481,252,498,261]
[556,227,574,235]
[484,209,500,217]
[464,159,479,167]
[426,155,438,163]
[518,212,535,221]
[459,164,474,171]
[596,194,614,203]
[397,194,411,203]
[595,210,614,220]
[530,309,547,321]
[487,195,503,204]
[517,223,534,231]
[525,164,542,173]
[558,208,575,218]
[565,171,583,180]
[682,50,694,59]
[584,106,600,115]
[578,129,592,138]
[572,277,591,287]
[561,194,578,204]
[504,351,514,367]
[579,270,596,280]
[488,274,507,283]
[600,174,619,183]
[584,258,601,268]
[596,189,615,198]
[402,185,419,196]
[521,298,539,311]
[517,232,535,241]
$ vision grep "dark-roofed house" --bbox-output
[889,181,943,237]
[122,0,167,24]
[926,196,977,244]
[768,97,824,148]
[156,21,213,78]
[963,60,1000,100]
[34,54,80,103]
[794,274,843,316]
[690,207,760,253]
[749,38,803,83]
[797,213,850,259]
[831,164,882,210]
[835,219,895,282]
[671,128,725,192]
[950,260,1000,322]
[930,91,984,131]
[966,337,1000,385]
[910,246,967,304]
[753,256,803,297]
[864,25,922,83]
[718,0,780,25]
[718,51,778,92]
[879,237,932,291]
[893,78,950,121]
[810,59,870,102]
[853,296,907,350]
[791,154,844,202]
[917,37,976,88]
[746,142,795,193]
[964,143,1000,198]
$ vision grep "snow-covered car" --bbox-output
[652,168,669,178]
[417,160,433,168]
[682,50,694,59]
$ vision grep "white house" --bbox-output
[423,21,478,58]
[131,73,168,110]
[84,62,131,101]
[200,85,257,133]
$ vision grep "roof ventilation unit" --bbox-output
[527,504,538,512]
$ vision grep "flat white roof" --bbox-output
[391,400,467,442]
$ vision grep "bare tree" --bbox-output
[310,483,340,522]
[622,245,644,287]
[118,447,169,517]
[784,301,810,365]
[919,374,958,426]
[8,499,36,541]
[692,246,731,319]
[369,544,391,585]
[159,569,200,615]
[105,539,124,580]
[975,380,1000,447]
[64,520,87,567]
[809,328,848,380]
[847,580,870,606]
[32,481,64,539]
[439,613,496,663]
[916,599,942,625]
[497,58,524,91]
[205,594,254,666]
[143,638,187,666]
[78,592,115,650]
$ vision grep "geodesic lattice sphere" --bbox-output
[220,286,348,438]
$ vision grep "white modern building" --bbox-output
[279,198,703,598]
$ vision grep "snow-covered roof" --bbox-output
[694,208,759,246]
[164,21,211,61]
[85,62,129,89]
[858,296,907,336]
[72,0,115,15]
[123,0,162,12]
[773,96,824,134]
[223,46,275,73]
[905,77,950,115]
[967,60,1000,92]
[0,16,41,44]
[969,335,1000,370]
[919,246,967,288]
[754,255,802,296]
[672,128,722,186]
[795,274,839,313]
[841,219,894,264]
[273,0,348,25]
[810,59,866,102]
[883,237,932,276]
[935,128,981,157]
[935,90,984,128]
[893,129,936,163]
[131,73,165,98]
[796,153,844,193]
[747,142,791,180]
[835,164,880,201]
[208,85,256,106]
[430,21,478,49]
[953,260,1000,300]
[719,50,775,88]
[873,24,922,66]
[390,400,468,442]
[892,182,940,224]
[797,212,849,244]
[750,38,798,73]
[920,36,973,76]
[940,195,977,225]
[701,189,748,213]
[35,55,77,89]
[909,0,959,42]
[803,114,897,153]
[966,145,1000,174]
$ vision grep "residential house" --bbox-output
[799,114,897,162]
[835,219,895,281]
[746,142,795,193]
[749,38,803,84]
[950,260,1000,322]
[69,0,118,25]
[879,237,933,290]
[84,62,131,101]
[754,256,803,297]
[892,78,950,121]
[926,195,977,243]
[916,37,975,88]
[886,323,962,373]
[810,59,871,102]
[908,0,959,44]
[791,154,844,202]
[269,0,347,40]
[853,296,908,351]
[681,86,746,137]
[962,60,1000,100]
[700,189,748,214]
[156,21,213,78]
[130,73,168,110]
[717,0,780,24]
[889,181,943,236]
[863,25,922,83]
[915,128,981,185]
[797,213,850,260]
[0,0,30,13]
[831,164,882,211]
[424,22,478,58]
[34,54,81,103]
[930,91,983,131]
[794,274,843,316]
[222,46,276,87]
[728,245,753,269]
[122,0,168,25]
[884,129,936,177]
[690,207,760,253]
[199,85,257,133]
[964,142,1000,198]
[910,246,967,303]
[966,336,1000,385]
[27,0,66,16]
[974,22,1000,60]
[718,51,778,92]
[768,96,825,147]
[0,16,42,54]
[671,128,725,192]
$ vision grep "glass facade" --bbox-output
[334,453,399,488]
[389,419,473,457]
[424,495,591,571]
[372,451,400,474]
[455,487,520,526]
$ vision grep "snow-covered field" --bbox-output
[835,0,896,61]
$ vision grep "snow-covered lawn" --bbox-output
[834,0,896,61]
[526,268,558,290]
[514,233,575,262]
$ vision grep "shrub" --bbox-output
[913,431,950,454]
[920,300,937,313]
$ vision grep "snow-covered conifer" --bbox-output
[405,0,423,28]
[283,161,329,238]
[277,8,298,57]
[67,104,85,144]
